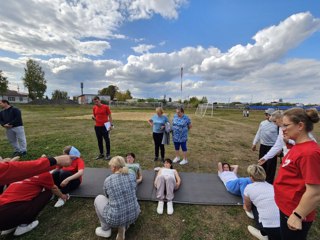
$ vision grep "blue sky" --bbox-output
[0,0,320,103]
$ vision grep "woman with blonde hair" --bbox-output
[274,108,320,240]
[148,107,169,161]
[244,165,280,240]
[94,156,140,240]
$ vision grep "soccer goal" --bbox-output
[195,103,215,117]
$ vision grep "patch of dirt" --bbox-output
[63,112,152,121]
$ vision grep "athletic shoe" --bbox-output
[95,154,104,160]
[1,228,16,235]
[161,158,165,162]
[95,227,111,238]
[247,225,268,240]
[157,201,164,214]
[154,157,159,161]
[12,151,20,157]
[179,159,188,165]
[105,155,111,160]
[172,157,180,163]
[116,226,126,240]
[20,151,27,156]
[167,201,174,215]
[245,210,254,219]
[54,194,70,208]
[14,220,39,236]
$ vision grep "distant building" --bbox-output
[77,94,110,104]
[0,90,30,103]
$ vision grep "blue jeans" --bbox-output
[226,177,252,201]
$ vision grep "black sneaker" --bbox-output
[20,151,27,156]
[161,158,165,162]
[12,151,20,157]
[154,157,159,161]
[105,155,111,161]
[95,154,104,160]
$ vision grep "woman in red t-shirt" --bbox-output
[52,146,85,208]
[274,108,320,240]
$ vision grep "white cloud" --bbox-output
[0,0,185,57]
[132,44,155,54]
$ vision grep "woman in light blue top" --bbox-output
[147,107,169,162]
[172,107,192,165]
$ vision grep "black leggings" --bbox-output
[0,190,52,230]
[153,132,165,158]
[252,205,281,240]
[259,144,278,184]
[52,170,81,194]
[94,126,110,155]
[280,211,313,240]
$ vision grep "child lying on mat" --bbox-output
[154,158,181,215]
[217,162,254,219]
[125,153,143,184]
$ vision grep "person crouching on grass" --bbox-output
[154,158,181,215]
[51,146,85,207]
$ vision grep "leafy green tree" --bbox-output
[98,85,119,100]
[0,70,9,97]
[115,90,133,101]
[200,96,208,104]
[52,90,68,100]
[22,59,47,100]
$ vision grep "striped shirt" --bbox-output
[253,120,278,146]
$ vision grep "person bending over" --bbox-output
[244,164,281,240]
[0,171,67,236]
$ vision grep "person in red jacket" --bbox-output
[0,171,68,236]
[51,146,85,207]
[274,108,320,240]
[92,96,113,160]
[0,155,72,186]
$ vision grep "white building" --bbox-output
[77,94,110,104]
[0,90,30,103]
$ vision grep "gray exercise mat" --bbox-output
[70,168,242,205]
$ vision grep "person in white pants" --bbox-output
[154,158,181,215]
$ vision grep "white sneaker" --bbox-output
[157,201,164,214]
[14,220,39,236]
[95,227,111,238]
[179,159,188,165]
[172,157,180,163]
[245,210,254,219]
[247,225,268,240]
[167,201,174,215]
[1,227,16,235]
[116,226,126,240]
[54,194,70,208]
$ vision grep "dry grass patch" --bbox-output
[63,112,153,121]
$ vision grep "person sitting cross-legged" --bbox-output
[154,158,181,215]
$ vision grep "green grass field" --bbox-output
[0,105,319,240]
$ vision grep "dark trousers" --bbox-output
[259,144,278,184]
[252,205,281,240]
[52,170,81,194]
[280,211,312,240]
[153,132,165,158]
[95,126,110,155]
[0,190,51,230]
